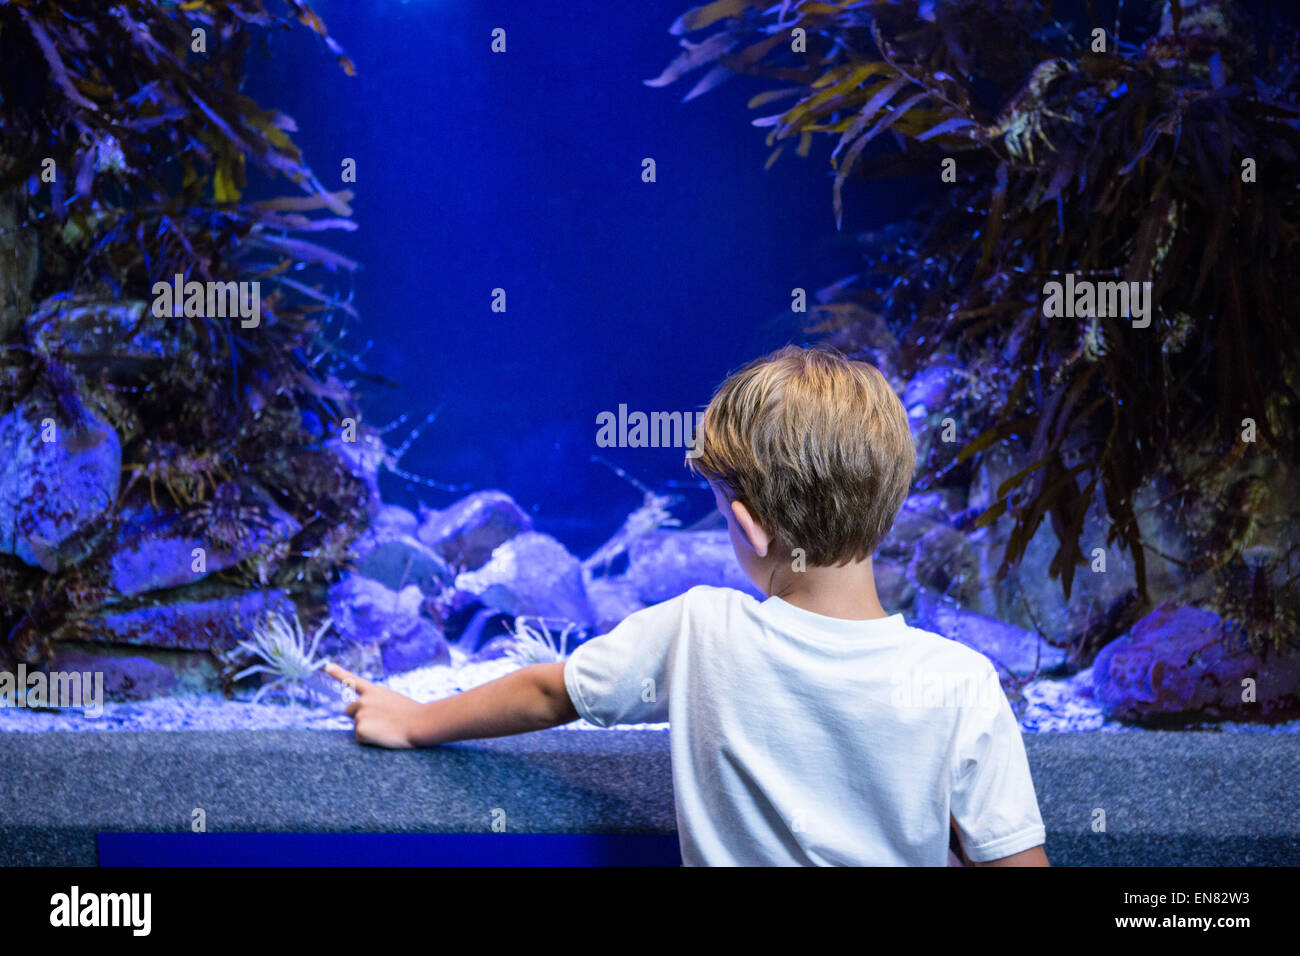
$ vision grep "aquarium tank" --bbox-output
[0,0,1297,871]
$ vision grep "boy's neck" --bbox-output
[766,558,890,621]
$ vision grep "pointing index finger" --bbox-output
[324,661,368,692]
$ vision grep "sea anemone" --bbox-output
[233,609,331,705]
[501,616,582,667]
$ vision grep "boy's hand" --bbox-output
[325,662,426,749]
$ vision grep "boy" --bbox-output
[326,345,1048,867]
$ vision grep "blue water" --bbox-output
[244,0,929,555]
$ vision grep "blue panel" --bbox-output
[97,832,682,867]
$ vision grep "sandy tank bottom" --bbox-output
[1,649,1297,735]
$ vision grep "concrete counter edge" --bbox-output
[1,730,1297,865]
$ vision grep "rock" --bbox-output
[78,591,295,653]
[108,500,299,596]
[354,533,453,596]
[26,296,182,368]
[0,387,120,571]
[874,558,915,613]
[624,530,763,604]
[907,524,981,607]
[455,531,594,628]
[329,576,418,641]
[324,431,388,518]
[914,590,1066,677]
[425,586,485,638]
[370,503,419,538]
[1064,590,1147,670]
[902,490,967,524]
[50,643,216,701]
[417,490,532,571]
[994,504,1144,649]
[586,576,647,634]
[966,441,1024,516]
[1092,603,1300,722]
[326,576,449,672]
[903,361,965,478]
[902,362,960,414]
[877,501,941,562]
[379,620,451,673]
[965,442,1194,651]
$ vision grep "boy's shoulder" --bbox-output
[678,586,998,676]
[681,583,762,604]
[896,618,999,674]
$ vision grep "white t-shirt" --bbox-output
[563,585,1046,866]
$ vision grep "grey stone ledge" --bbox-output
[1,729,1296,866]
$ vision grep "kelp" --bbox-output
[653,0,1300,647]
[0,1,378,666]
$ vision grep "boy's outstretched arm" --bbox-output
[950,815,1049,866]
[970,845,1049,867]
[324,661,579,748]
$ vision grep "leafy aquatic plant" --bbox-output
[651,0,1300,648]
[0,1,384,674]
[233,609,330,704]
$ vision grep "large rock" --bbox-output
[349,502,452,595]
[369,503,419,538]
[877,495,951,563]
[73,591,296,653]
[108,497,299,596]
[966,442,1194,654]
[907,524,981,607]
[26,296,184,368]
[327,575,422,640]
[378,621,451,674]
[624,530,762,604]
[417,490,532,571]
[586,576,647,634]
[873,558,915,613]
[902,362,961,414]
[353,531,453,596]
[323,430,388,518]
[50,642,221,701]
[327,575,449,672]
[0,388,120,571]
[903,360,965,477]
[914,590,1066,678]
[455,531,594,628]
[989,502,1147,652]
[900,490,968,524]
[1091,603,1300,722]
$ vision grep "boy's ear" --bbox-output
[731,499,772,558]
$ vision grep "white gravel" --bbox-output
[1,654,1295,734]
[0,650,667,733]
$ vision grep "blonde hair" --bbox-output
[688,345,915,565]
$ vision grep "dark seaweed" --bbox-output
[652,0,1299,647]
[0,1,374,664]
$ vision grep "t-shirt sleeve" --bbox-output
[949,662,1046,863]
[562,589,688,727]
